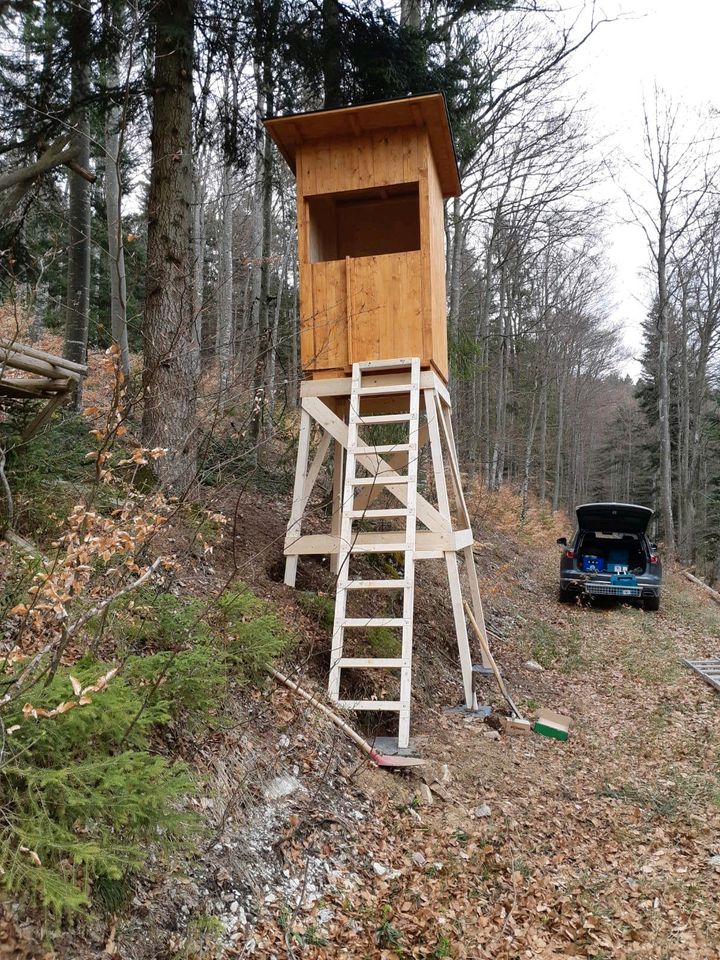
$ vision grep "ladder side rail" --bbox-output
[397,358,421,747]
[328,363,362,702]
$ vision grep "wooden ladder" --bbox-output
[328,358,421,748]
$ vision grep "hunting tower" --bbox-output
[265,95,489,751]
[265,94,461,381]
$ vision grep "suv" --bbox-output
[558,502,662,610]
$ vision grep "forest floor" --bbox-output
[239,490,720,960]
[67,485,718,960]
[0,327,717,959]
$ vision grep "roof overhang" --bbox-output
[264,93,462,198]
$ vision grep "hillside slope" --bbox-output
[3,480,720,959]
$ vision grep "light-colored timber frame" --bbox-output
[284,364,491,741]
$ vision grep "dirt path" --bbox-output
[255,534,720,959]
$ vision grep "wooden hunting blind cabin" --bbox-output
[265,93,460,380]
[266,95,490,751]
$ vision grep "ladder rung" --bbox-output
[357,384,411,396]
[344,579,407,590]
[351,413,412,425]
[352,444,411,455]
[350,542,410,554]
[350,475,410,486]
[345,508,409,519]
[342,617,406,628]
[335,699,402,712]
[337,657,405,668]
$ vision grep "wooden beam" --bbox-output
[0,338,88,374]
[19,393,70,443]
[284,529,464,556]
[0,347,81,382]
[302,395,448,533]
[301,369,440,399]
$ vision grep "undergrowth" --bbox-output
[0,583,291,918]
[523,619,587,673]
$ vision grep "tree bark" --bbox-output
[191,156,207,379]
[103,16,130,381]
[216,161,234,401]
[656,161,676,561]
[141,0,197,494]
[322,0,342,109]
[63,0,93,404]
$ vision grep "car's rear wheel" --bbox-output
[559,587,575,603]
[643,595,660,611]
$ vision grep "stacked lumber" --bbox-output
[0,338,88,442]
[0,338,86,400]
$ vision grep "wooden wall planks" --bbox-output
[286,102,455,381]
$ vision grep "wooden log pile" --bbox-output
[0,338,88,441]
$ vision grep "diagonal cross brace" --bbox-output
[301,395,449,534]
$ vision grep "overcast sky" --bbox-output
[573,0,719,377]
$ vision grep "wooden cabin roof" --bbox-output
[265,93,462,197]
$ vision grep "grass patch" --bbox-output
[524,619,588,673]
[297,591,335,630]
[4,415,115,541]
[619,626,682,684]
[367,626,401,657]
[598,769,720,821]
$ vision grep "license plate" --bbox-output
[622,589,631,596]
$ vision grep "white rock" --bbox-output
[473,803,492,818]
[419,783,434,805]
[372,862,387,877]
[525,659,543,671]
[483,729,501,741]
[411,852,426,867]
[708,855,720,870]
[317,907,334,925]
[230,901,239,913]
[263,774,304,801]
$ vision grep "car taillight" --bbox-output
[649,554,658,564]
[564,549,575,559]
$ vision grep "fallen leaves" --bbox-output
[22,667,118,721]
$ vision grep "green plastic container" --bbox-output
[533,720,569,741]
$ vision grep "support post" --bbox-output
[284,406,313,586]
[330,437,344,575]
[424,388,474,709]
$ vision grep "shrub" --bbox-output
[0,663,196,916]
[0,582,291,918]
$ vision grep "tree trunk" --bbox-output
[552,362,566,512]
[322,0,342,109]
[216,162,234,401]
[191,157,207,379]
[63,0,93,405]
[249,17,276,454]
[141,0,197,494]
[104,27,130,381]
[657,166,676,561]
[400,0,421,29]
